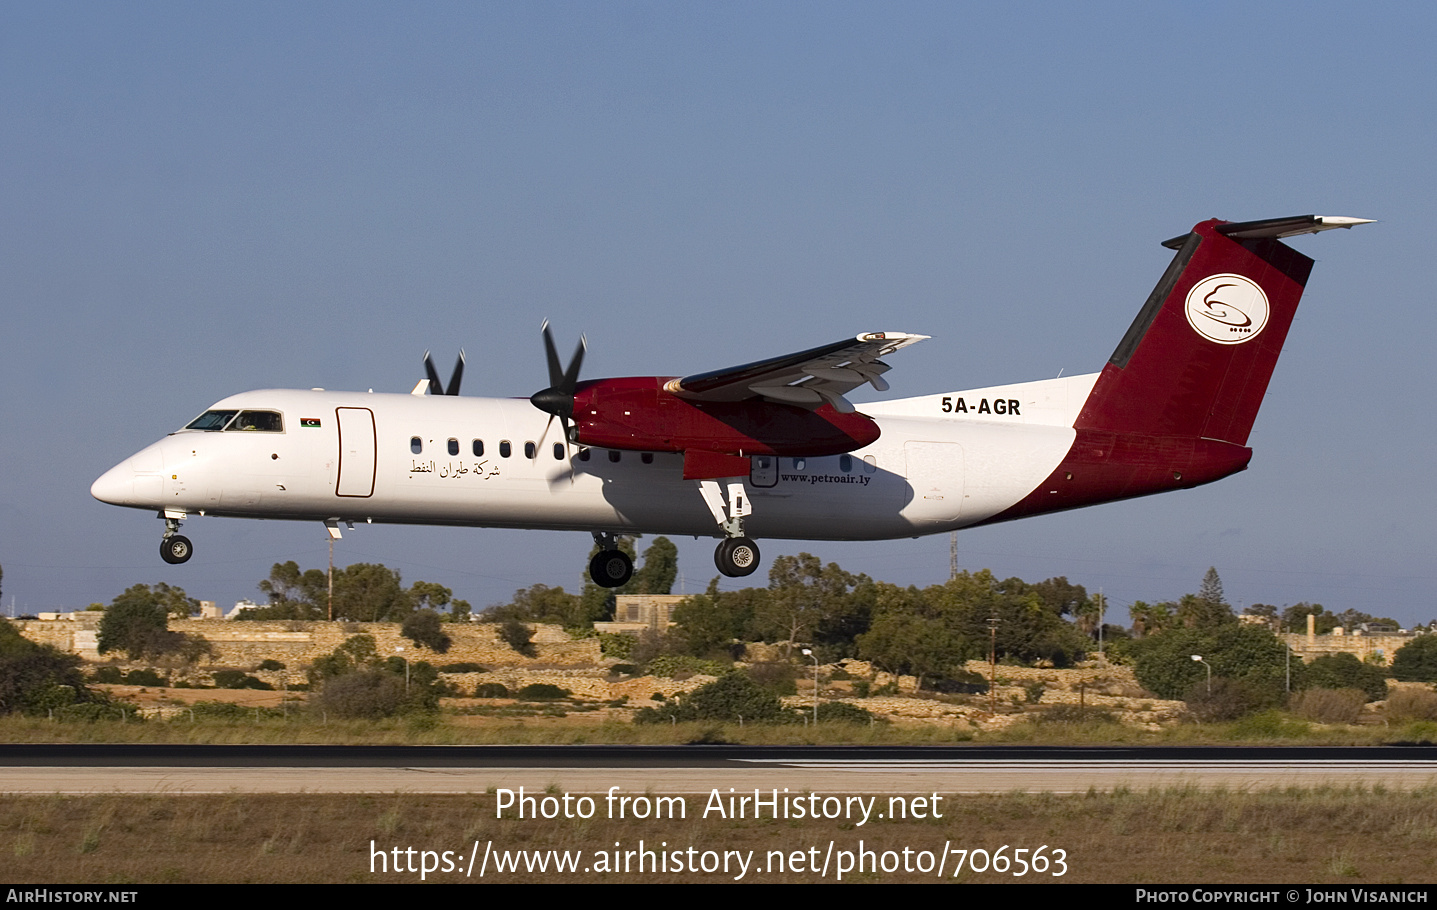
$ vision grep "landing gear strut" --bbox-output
[159,514,193,565]
[588,531,633,588]
[698,479,763,578]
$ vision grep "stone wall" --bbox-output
[16,619,603,685]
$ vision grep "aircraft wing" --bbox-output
[662,332,928,413]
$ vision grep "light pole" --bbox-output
[1191,654,1211,695]
[801,648,818,724]
[395,646,410,692]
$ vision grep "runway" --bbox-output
[5,745,1437,794]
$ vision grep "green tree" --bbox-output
[1199,567,1226,607]
[98,586,178,659]
[671,580,765,659]
[1304,652,1388,701]
[1391,635,1437,682]
[1281,603,1335,635]
[333,563,411,622]
[488,584,583,627]
[1129,600,1174,638]
[255,560,330,619]
[857,584,968,689]
[632,537,679,595]
[1131,624,1300,707]
[757,553,868,657]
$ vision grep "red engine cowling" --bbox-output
[569,377,881,457]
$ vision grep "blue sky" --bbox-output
[2,3,1431,624]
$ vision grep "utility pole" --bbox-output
[950,532,958,580]
[987,613,999,715]
[327,535,334,622]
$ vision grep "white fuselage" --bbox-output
[91,373,1099,542]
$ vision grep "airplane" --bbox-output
[92,214,1370,588]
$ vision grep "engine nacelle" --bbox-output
[569,377,881,456]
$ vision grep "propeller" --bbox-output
[423,349,466,396]
[529,320,586,443]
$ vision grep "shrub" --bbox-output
[608,663,639,677]
[1290,688,1367,725]
[212,669,272,690]
[474,682,510,698]
[746,661,798,695]
[516,683,570,700]
[401,609,452,654]
[1036,704,1118,725]
[257,659,286,672]
[314,670,408,718]
[499,619,536,657]
[634,672,790,724]
[1386,687,1437,723]
[90,667,124,684]
[814,701,877,725]
[123,669,169,687]
[1184,677,1267,722]
[645,655,730,679]
[439,662,487,673]
[1304,653,1388,701]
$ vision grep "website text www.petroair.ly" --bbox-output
[368,787,1066,881]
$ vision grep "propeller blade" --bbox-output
[423,351,443,396]
[446,350,466,396]
[532,321,588,425]
[541,319,564,390]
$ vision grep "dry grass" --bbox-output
[4,788,1437,883]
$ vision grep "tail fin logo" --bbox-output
[1185,274,1270,345]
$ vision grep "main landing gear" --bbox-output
[698,480,761,578]
[588,532,634,588]
[158,513,193,565]
[714,536,760,578]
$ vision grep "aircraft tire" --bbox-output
[715,537,760,578]
[160,535,193,565]
[589,549,633,588]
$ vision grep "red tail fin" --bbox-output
[984,215,1368,525]
[1077,215,1347,445]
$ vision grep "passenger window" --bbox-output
[447,438,459,456]
[793,457,806,471]
[411,437,423,455]
[472,439,484,457]
[839,454,852,473]
[524,441,536,459]
[500,440,512,458]
[608,450,621,463]
[863,454,877,474]
[578,448,591,462]
[553,443,565,460]
[641,452,653,464]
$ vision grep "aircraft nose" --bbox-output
[91,461,134,505]
[92,442,165,507]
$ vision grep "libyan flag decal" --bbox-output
[300,418,322,428]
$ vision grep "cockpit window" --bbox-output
[225,410,284,432]
[185,410,239,431]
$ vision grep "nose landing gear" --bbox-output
[158,513,193,564]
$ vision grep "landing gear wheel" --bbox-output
[589,549,633,588]
[715,537,760,578]
[160,535,193,565]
